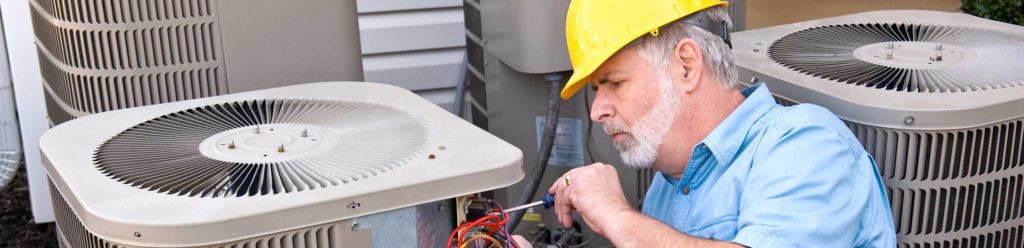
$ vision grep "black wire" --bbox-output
[507,78,563,233]
[565,231,601,248]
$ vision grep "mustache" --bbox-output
[602,118,628,135]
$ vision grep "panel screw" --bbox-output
[437,203,444,211]
[300,129,308,137]
[904,116,915,125]
[886,52,893,60]
[348,202,362,210]
[228,140,236,149]
[351,222,360,231]
[253,126,261,134]
[484,61,490,66]
[133,232,142,238]
[935,43,943,51]
[277,144,285,153]
[749,76,759,84]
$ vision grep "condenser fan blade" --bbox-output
[768,23,1024,93]
[94,99,430,197]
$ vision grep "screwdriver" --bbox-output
[504,194,555,213]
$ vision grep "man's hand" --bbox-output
[511,235,533,248]
[547,163,632,234]
[547,163,746,248]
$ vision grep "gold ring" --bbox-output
[564,174,572,186]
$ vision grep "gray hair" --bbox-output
[626,6,740,90]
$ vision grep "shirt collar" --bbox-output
[700,83,776,167]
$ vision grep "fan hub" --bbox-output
[199,124,335,163]
[853,41,976,70]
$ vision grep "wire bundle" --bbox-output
[448,200,518,248]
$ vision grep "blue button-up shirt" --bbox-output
[641,84,897,247]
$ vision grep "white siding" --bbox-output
[1,0,55,222]
[357,0,465,112]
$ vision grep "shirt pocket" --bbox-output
[688,215,739,241]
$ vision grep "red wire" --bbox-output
[448,215,497,248]
[461,215,498,244]
[447,208,512,248]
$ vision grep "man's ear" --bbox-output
[671,38,702,93]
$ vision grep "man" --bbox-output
[543,1,898,247]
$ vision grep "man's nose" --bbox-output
[590,90,612,122]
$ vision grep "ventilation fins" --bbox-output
[94,99,429,197]
[768,23,1024,93]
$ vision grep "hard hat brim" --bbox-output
[560,45,616,100]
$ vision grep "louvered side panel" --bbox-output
[50,180,117,248]
[764,89,1024,248]
[222,224,342,248]
[32,0,213,24]
[29,0,227,125]
[848,120,1024,248]
[52,179,352,248]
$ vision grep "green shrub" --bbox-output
[961,0,1024,26]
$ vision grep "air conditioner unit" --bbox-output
[29,0,365,126]
[0,59,20,188]
[39,82,523,247]
[733,10,1024,247]
[0,25,21,188]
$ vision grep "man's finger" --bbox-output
[550,174,565,224]
[556,184,575,227]
[557,200,573,227]
[549,178,564,225]
[554,193,565,226]
[548,176,559,195]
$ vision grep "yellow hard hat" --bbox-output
[561,0,729,100]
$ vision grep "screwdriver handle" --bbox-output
[504,194,556,213]
[541,194,556,209]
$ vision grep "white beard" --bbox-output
[603,72,679,168]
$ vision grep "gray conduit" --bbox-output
[507,73,564,232]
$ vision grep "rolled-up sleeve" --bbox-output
[732,121,867,248]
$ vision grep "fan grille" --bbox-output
[768,23,1024,93]
[94,99,430,197]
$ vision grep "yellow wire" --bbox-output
[460,234,505,248]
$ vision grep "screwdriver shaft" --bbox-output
[505,200,545,213]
